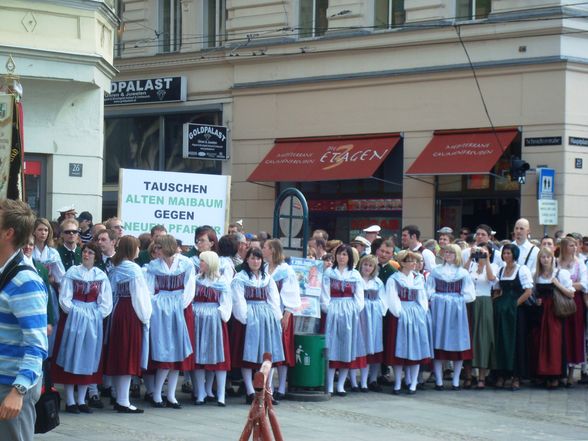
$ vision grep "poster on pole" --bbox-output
[289,257,323,319]
[119,168,230,246]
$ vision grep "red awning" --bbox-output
[248,135,401,182]
[406,129,519,175]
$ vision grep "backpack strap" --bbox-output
[0,252,35,292]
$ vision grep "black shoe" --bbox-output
[350,386,360,392]
[417,383,425,391]
[217,401,226,407]
[194,399,205,406]
[360,387,369,393]
[144,392,153,404]
[88,395,104,409]
[334,391,347,397]
[407,389,416,395]
[273,392,285,401]
[166,400,182,409]
[451,386,461,391]
[65,404,80,414]
[77,404,93,414]
[368,382,382,392]
[392,389,401,395]
[151,401,165,408]
[245,393,255,405]
[204,395,216,403]
[115,403,144,413]
[434,385,444,391]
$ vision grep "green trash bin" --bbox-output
[288,334,326,388]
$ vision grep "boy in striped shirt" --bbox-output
[0,199,48,441]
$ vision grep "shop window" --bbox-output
[160,0,182,53]
[104,116,160,185]
[204,0,226,48]
[103,112,222,185]
[455,0,491,21]
[299,0,329,38]
[374,0,405,29]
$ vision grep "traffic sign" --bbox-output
[537,167,555,200]
[538,199,558,225]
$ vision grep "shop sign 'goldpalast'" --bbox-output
[105,77,187,106]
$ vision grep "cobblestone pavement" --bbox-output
[39,382,588,441]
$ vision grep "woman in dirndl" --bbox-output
[385,250,432,394]
[191,251,232,406]
[354,254,386,392]
[533,247,574,388]
[426,244,476,391]
[321,244,365,396]
[494,243,533,390]
[262,239,301,400]
[33,217,65,356]
[231,247,284,404]
[557,237,588,386]
[144,234,196,409]
[105,235,152,413]
[464,242,498,389]
[52,242,112,413]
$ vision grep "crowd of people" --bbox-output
[4,203,588,427]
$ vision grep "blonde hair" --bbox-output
[359,254,378,279]
[198,251,220,280]
[535,247,555,281]
[155,234,177,257]
[396,249,418,263]
[442,244,463,267]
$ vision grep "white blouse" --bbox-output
[467,262,499,297]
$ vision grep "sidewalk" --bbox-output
[40,383,588,441]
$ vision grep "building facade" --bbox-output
[0,0,118,220]
[109,0,588,242]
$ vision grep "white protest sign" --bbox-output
[119,168,230,246]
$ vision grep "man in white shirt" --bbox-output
[513,218,539,274]
[401,224,436,272]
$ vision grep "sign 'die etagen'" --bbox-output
[105,77,187,106]
[183,123,229,160]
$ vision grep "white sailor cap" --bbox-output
[57,205,76,214]
[351,236,371,247]
[437,226,453,234]
[363,225,381,234]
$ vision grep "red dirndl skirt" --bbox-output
[383,315,431,366]
[230,320,262,369]
[195,321,231,371]
[275,314,295,368]
[564,291,586,364]
[104,298,143,376]
[51,313,103,385]
[148,305,195,371]
[537,297,565,376]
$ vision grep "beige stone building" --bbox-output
[107,0,588,243]
[0,0,117,219]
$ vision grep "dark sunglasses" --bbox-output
[63,230,78,235]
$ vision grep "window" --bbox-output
[204,0,226,48]
[160,0,182,53]
[456,0,491,21]
[103,112,222,185]
[374,0,405,29]
[299,0,329,38]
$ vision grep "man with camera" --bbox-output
[461,224,503,268]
